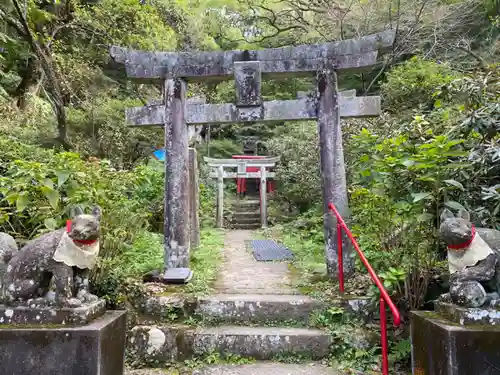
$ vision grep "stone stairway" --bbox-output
[192,294,331,359]
[125,231,344,373]
[128,363,341,375]
[192,363,341,375]
[127,293,332,364]
[196,294,325,324]
[125,230,378,374]
[227,199,261,230]
[125,291,374,374]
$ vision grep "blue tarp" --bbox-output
[153,148,166,161]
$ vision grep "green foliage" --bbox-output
[267,62,498,374]
[351,130,470,219]
[197,139,243,160]
[382,57,460,111]
[95,228,224,306]
[185,229,224,295]
[184,351,255,369]
[68,97,163,168]
[312,307,381,371]
[0,1,498,372]
[116,231,164,278]
[76,0,178,51]
[265,121,320,212]
[388,338,412,367]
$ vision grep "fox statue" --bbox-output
[440,208,500,308]
[0,206,102,308]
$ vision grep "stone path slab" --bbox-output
[214,230,296,295]
[193,363,342,375]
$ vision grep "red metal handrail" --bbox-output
[328,203,401,375]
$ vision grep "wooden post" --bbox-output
[216,165,224,229]
[164,78,190,269]
[259,166,267,228]
[188,148,200,249]
[317,67,353,279]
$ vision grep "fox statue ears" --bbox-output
[70,205,102,222]
[71,206,84,218]
[440,208,470,222]
[91,206,102,221]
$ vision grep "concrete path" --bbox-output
[213,230,296,295]
[193,363,342,374]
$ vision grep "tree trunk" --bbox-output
[13,58,39,108]
[10,0,71,149]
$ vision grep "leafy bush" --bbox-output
[0,137,161,298]
[265,121,321,212]
[0,135,222,304]
[381,57,460,111]
[67,97,163,169]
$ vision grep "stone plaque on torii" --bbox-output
[110,30,395,281]
[204,156,279,229]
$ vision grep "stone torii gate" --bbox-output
[110,30,395,280]
[204,156,279,229]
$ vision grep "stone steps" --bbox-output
[196,294,325,325]
[213,287,300,295]
[126,362,342,375]
[230,216,261,225]
[232,211,261,219]
[231,200,260,213]
[194,326,331,359]
[231,223,261,230]
[128,324,331,364]
[193,362,342,375]
[235,199,260,205]
[231,207,260,214]
[229,199,262,228]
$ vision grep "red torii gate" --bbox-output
[232,155,274,194]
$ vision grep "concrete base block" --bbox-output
[0,299,106,325]
[411,310,500,375]
[0,310,127,375]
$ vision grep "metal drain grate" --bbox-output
[249,239,294,261]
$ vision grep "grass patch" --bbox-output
[119,231,164,277]
[184,351,255,369]
[119,227,224,294]
[95,227,224,305]
[186,228,225,295]
[258,225,329,298]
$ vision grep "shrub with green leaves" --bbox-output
[0,137,163,299]
[265,121,321,213]
[381,57,460,111]
[0,135,222,304]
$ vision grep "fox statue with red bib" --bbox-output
[0,206,101,308]
[439,208,500,308]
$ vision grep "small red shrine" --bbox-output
[231,155,275,195]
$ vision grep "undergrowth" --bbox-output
[183,351,255,369]
[94,228,224,306]
[261,213,412,373]
[186,229,225,295]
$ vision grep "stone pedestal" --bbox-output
[411,311,500,375]
[0,299,106,325]
[0,305,126,375]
